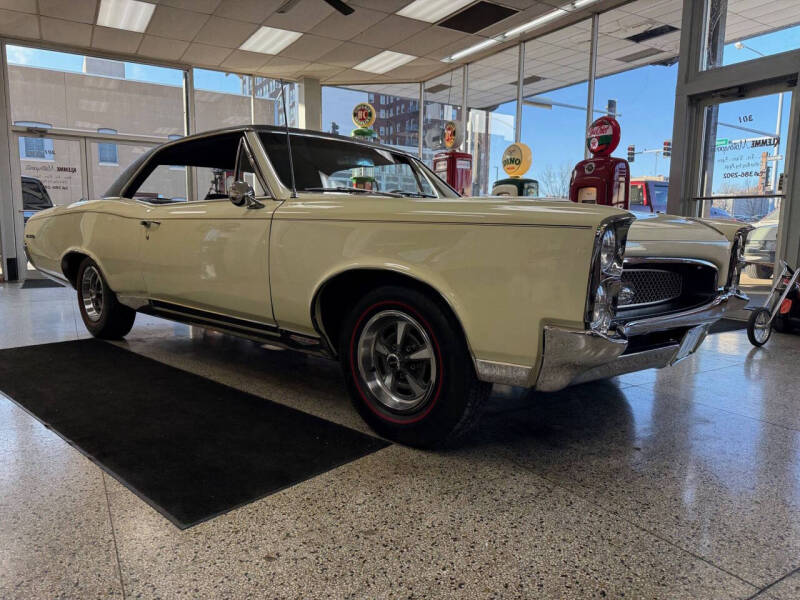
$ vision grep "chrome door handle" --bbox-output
[140,220,161,228]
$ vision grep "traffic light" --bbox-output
[627,145,635,162]
[663,140,672,157]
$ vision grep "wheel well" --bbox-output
[315,269,468,354]
[61,251,88,287]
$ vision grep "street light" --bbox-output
[735,42,782,193]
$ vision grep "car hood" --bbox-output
[627,213,731,242]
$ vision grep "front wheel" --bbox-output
[340,286,491,448]
[747,307,772,346]
[76,257,136,339]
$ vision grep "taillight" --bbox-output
[780,299,792,315]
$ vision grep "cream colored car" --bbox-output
[24,126,750,447]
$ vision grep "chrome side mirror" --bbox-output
[229,180,262,209]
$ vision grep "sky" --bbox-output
[6,19,799,198]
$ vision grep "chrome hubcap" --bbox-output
[80,265,104,322]
[356,310,437,413]
[754,311,771,343]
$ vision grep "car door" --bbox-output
[137,133,279,325]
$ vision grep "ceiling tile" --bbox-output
[39,0,97,24]
[214,0,282,23]
[348,0,412,11]
[137,34,190,61]
[91,26,142,54]
[0,7,38,38]
[194,15,259,48]
[390,26,468,56]
[40,16,92,46]
[316,41,380,67]
[277,34,343,62]
[146,5,210,41]
[256,55,310,78]
[221,49,272,70]
[0,0,37,13]
[261,0,334,33]
[160,0,221,13]
[425,36,491,61]
[349,15,428,48]
[181,42,234,66]
[309,6,388,41]
[384,63,441,80]
[296,63,346,80]
[329,68,380,83]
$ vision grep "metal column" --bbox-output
[418,81,424,159]
[182,68,196,203]
[515,42,524,143]
[461,64,468,151]
[584,13,599,159]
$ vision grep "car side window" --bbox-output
[125,132,268,204]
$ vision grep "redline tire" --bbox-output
[340,285,491,448]
[76,257,136,339]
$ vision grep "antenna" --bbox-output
[279,79,298,198]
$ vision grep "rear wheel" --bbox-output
[76,257,136,339]
[747,307,772,346]
[340,286,491,448]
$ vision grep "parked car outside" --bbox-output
[629,178,733,219]
[744,209,779,279]
[21,176,53,222]
[24,126,750,446]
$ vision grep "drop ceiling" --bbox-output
[0,0,797,111]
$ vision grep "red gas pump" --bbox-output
[433,121,472,195]
[569,116,629,209]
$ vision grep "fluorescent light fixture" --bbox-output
[354,50,416,74]
[97,0,155,33]
[572,0,602,8]
[441,38,500,63]
[397,0,474,23]
[500,8,567,40]
[240,26,302,55]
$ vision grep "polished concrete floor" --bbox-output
[1,283,799,599]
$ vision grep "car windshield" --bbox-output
[258,132,457,198]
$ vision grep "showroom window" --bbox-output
[253,77,298,127]
[18,136,54,161]
[423,69,464,166]
[193,68,252,132]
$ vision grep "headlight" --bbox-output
[600,228,616,273]
[590,283,613,333]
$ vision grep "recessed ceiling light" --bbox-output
[397,0,474,23]
[97,0,155,33]
[354,51,416,74]
[240,26,302,55]
[441,38,499,63]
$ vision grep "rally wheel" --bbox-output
[76,257,136,339]
[340,285,491,448]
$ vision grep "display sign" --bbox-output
[351,102,376,128]
[501,142,532,177]
[443,121,462,149]
[586,116,620,156]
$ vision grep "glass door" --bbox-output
[694,89,793,314]
[13,133,88,277]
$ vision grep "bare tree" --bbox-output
[538,162,574,198]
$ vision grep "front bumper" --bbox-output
[534,290,748,391]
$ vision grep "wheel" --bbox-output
[340,285,491,448]
[747,307,772,346]
[76,257,136,339]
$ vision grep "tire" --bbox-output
[747,307,772,347]
[76,257,136,339]
[339,285,491,448]
[773,314,791,333]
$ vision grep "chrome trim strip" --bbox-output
[570,344,680,386]
[623,256,719,271]
[619,290,748,337]
[473,359,532,387]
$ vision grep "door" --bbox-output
[137,134,278,325]
[693,88,793,313]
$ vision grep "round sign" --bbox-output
[586,116,621,156]
[352,102,376,128]
[443,121,463,149]
[501,142,532,177]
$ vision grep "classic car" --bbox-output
[24,126,750,447]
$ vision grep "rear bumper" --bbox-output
[474,290,747,390]
[535,290,748,391]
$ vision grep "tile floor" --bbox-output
[1,282,799,599]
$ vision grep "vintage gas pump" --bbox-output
[492,142,538,197]
[351,101,378,190]
[433,121,472,195]
[569,116,629,208]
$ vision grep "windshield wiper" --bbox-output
[395,191,436,198]
[303,186,402,198]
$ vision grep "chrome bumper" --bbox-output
[534,290,748,391]
[473,290,748,390]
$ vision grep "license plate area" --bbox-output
[671,324,709,364]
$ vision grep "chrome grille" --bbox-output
[619,269,683,307]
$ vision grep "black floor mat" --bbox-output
[709,318,747,334]
[21,279,65,289]
[0,340,388,528]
